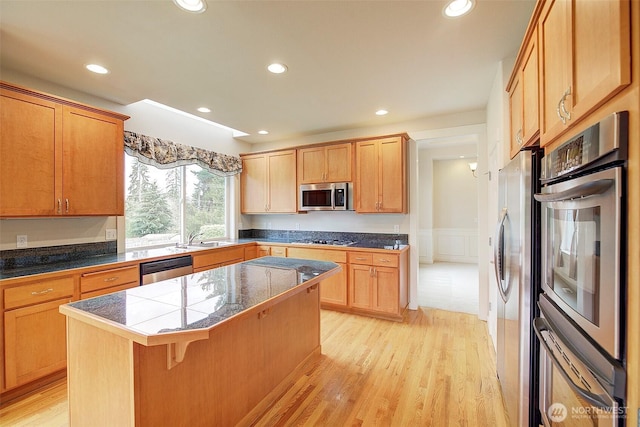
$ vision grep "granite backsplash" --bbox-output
[1,241,117,272]
[238,229,408,247]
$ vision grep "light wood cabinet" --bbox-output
[2,275,74,390]
[80,265,139,299]
[0,82,128,217]
[240,150,297,214]
[508,28,539,158]
[297,142,352,184]
[355,136,407,213]
[538,0,630,146]
[347,251,407,320]
[193,247,245,272]
[287,247,348,307]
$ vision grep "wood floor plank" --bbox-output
[0,308,508,426]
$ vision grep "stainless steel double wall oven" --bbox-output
[534,112,628,426]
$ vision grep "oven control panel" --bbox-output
[541,111,628,182]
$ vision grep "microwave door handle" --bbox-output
[533,318,613,409]
[534,179,614,203]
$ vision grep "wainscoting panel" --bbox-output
[429,228,478,264]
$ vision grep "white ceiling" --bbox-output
[0,0,534,144]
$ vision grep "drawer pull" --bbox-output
[378,259,391,263]
[103,276,119,282]
[355,257,368,261]
[31,288,54,296]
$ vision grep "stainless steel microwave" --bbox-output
[299,182,353,211]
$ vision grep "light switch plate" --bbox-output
[17,235,27,248]
[106,229,117,240]
[393,225,400,233]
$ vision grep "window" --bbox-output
[125,153,229,249]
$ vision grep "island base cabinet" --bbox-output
[65,286,321,427]
[4,298,69,390]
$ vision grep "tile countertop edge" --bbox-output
[0,240,407,281]
[59,260,341,347]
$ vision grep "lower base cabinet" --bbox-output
[2,271,74,392]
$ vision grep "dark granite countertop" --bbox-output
[1,237,407,281]
[60,257,339,345]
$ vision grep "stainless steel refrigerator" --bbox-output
[494,149,541,427]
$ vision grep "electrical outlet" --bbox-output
[295,223,300,230]
[106,229,117,240]
[267,222,272,230]
[17,235,28,248]
[393,225,399,233]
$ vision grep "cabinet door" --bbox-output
[0,90,62,216]
[570,0,630,120]
[539,0,572,144]
[354,140,379,212]
[325,143,352,182]
[241,155,268,213]
[373,267,399,314]
[267,151,297,213]
[62,106,124,215]
[349,264,373,309]
[521,30,539,144]
[297,146,325,184]
[4,298,69,389]
[319,262,347,307]
[378,137,405,213]
[509,75,524,159]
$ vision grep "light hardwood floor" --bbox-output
[0,308,508,426]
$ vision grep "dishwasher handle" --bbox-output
[140,255,193,276]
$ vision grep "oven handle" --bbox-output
[534,179,613,203]
[533,317,612,409]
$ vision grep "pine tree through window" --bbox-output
[125,154,228,249]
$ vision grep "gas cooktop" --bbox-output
[292,239,357,246]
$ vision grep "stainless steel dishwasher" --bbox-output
[140,255,193,285]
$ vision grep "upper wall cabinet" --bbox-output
[297,142,352,184]
[538,0,630,146]
[0,82,129,217]
[508,28,539,159]
[355,135,407,213]
[240,150,297,214]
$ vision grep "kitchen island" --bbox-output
[59,257,340,427]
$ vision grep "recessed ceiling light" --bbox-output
[258,130,269,135]
[443,0,474,17]
[197,107,211,113]
[267,63,288,74]
[86,64,109,74]
[375,109,388,116]
[173,0,207,13]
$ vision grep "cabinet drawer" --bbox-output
[193,247,245,270]
[4,276,74,310]
[348,252,373,265]
[80,265,139,294]
[288,247,347,263]
[372,254,398,268]
[81,282,139,300]
[270,246,287,257]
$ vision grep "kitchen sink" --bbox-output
[174,241,233,249]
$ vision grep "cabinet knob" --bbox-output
[65,198,70,214]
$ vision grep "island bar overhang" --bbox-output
[59,257,341,427]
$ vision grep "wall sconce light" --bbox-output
[468,162,478,178]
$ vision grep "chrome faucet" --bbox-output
[187,231,203,245]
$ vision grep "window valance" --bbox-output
[124,131,242,176]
